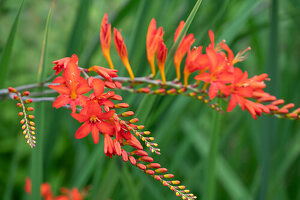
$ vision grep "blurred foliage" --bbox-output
[0,0,300,199]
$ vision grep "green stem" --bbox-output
[204,103,222,200]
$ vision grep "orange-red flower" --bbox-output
[156,41,168,84]
[146,18,164,77]
[174,21,195,80]
[100,13,114,69]
[193,31,235,99]
[71,100,115,144]
[113,28,134,80]
[53,57,73,75]
[49,55,91,112]
[25,178,85,200]
[221,68,270,119]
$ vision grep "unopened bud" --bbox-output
[22,91,30,96]
[129,156,136,165]
[155,168,168,173]
[129,118,139,123]
[8,87,17,93]
[27,107,34,111]
[25,99,33,104]
[115,103,129,108]
[121,111,134,117]
[14,95,20,101]
[137,163,146,170]
[18,112,24,116]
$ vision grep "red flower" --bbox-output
[113,28,135,80]
[222,68,270,119]
[183,46,209,86]
[146,18,164,77]
[71,100,115,144]
[195,47,233,99]
[49,55,91,112]
[53,57,73,75]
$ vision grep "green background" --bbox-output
[0,0,299,199]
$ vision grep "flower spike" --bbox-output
[8,87,36,148]
[113,28,135,80]
[157,40,168,84]
[146,18,164,77]
[100,13,114,69]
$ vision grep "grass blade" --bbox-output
[183,118,251,200]
[31,1,55,199]
[136,0,203,120]
[0,0,24,88]
[203,104,222,200]
[65,0,91,57]
[165,0,203,73]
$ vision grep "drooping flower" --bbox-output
[100,13,114,69]
[156,40,168,84]
[221,68,270,119]
[113,28,135,80]
[146,18,164,77]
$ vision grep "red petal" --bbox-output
[99,110,115,119]
[194,73,211,82]
[71,113,89,123]
[53,95,70,109]
[208,83,219,99]
[91,125,100,144]
[92,78,105,97]
[52,76,66,84]
[75,122,91,139]
[227,94,238,112]
[49,85,70,95]
[97,121,114,135]
[76,77,91,94]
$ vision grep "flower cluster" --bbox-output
[8,87,36,148]
[98,14,300,120]
[49,48,195,198]
[25,178,86,200]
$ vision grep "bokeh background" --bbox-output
[1,0,300,199]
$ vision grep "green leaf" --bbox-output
[0,0,24,88]
[31,1,55,199]
[165,0,203,73]
[183,118,251,200]
[65,0,91,57]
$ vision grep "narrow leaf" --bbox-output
[0,0,24,88]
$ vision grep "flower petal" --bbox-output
[53,95,70,109]
[75,122,91,139]
[91,125,100,144]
